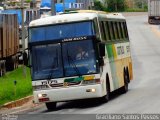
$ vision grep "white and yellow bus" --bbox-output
[28,10,133,110]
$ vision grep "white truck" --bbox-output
[148,0,160,24]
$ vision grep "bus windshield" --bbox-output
[31,40,98,80]
[63,40,98,77]
[31,43,63,80]
[29,21,94,42]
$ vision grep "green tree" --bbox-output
[93,0,107,11]
[107,0,127,12]
[134,0,148,9]
[25,0,32,3]
[0,0,4,3]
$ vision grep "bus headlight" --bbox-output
[86,88,96,92]
[37,94,49,102]
[38,94,43,98]
[38,93,47,98]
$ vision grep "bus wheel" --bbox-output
[45,102,57,111]
[102,74,110,102]
[121,71,129,93]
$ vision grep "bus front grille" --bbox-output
[33,82,81,90]
[50,82,81,87]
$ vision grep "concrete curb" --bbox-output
[0,95,33,109]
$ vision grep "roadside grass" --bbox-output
[126,8,148,12]
[0,67,32,106]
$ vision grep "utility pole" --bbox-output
[91,0,94,10]
[51,0,56,15]
[115,0,118,12]
[63,0,65,12]
[142,0,144,9]
[21,0,25,52]
[89,0,92,10]
[21,0,26,77]
[133,0,135,9]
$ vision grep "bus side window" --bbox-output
[99,21,106,41]
[106,21,111,41]
[114,22,120,40]
[116,22,120,40]
[118,22,123,40]
[120,22,125,39]
[123,22,129,40]
[109,21,115,41]
[102,21,108,41]
[93,19,100,39]
[104,21,111,41]
[111,21,117,40]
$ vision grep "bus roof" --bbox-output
[29,11,125,27]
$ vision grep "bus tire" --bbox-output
[126,67,130,83]
[46,102,57,111]
[121,70,129,93]
[102,74,110,102]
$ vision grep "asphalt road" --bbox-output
[10,13,160,120]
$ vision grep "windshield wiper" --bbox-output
[47,49,58,80]
[67,49,82,77]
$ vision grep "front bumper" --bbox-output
[33,84,104,103]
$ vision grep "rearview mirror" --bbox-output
[99,43,105,57]
[99,58,104,66]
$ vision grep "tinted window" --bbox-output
[115,22,120,39]
[118,22,123,39]
[29,21,94,42]
[31,44,63,80]
[123,22,129,39]
[120,22,125,39]
[62,40,97,77]
[108,21,114,40]
[100,21,106,40]
[105,21,111,41]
